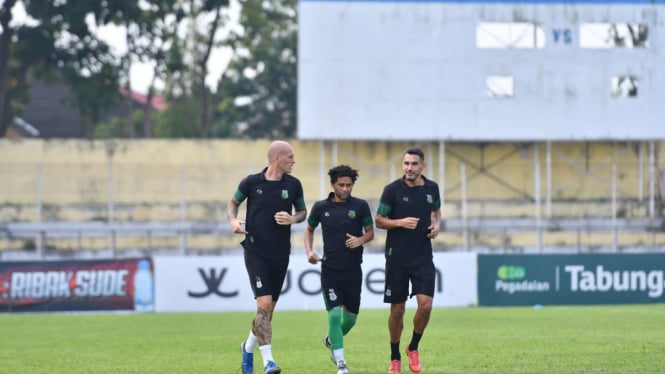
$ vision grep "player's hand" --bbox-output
[427,223,439,239]
[345,233,362,249]
[231,218,248,234]
[306,251,322,264]
[274,211,292,225]
[401,217,420,230]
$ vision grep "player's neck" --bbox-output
[403,175,424,187]
[264,166,283,181]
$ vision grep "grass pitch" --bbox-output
[1,304,665,373]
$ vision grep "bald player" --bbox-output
[228,140,307,374]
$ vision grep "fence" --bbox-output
[1,139,664,257]
[2,217,665,260]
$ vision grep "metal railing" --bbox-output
[2,217,664,259]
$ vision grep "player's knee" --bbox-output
[328,306,343,323]
[418,299,433,311]
[390,305,406,320]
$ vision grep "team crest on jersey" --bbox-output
[347,210,356,219]
[426,194,433,203]
[328,288,338,302]
[281,190,289,199]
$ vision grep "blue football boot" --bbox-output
[240,341,253,374]
[264,360,281,374]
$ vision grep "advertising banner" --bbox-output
[0,258,153,312]
[478,254,665,306]
[154,252,476,312]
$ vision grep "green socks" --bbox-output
[328,307,358,350]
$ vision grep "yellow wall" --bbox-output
[0,139,662,222]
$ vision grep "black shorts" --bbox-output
[384,258,435,304]
[244,251,289,301]
[321,266,362,314]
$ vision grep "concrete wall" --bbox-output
[299,1,665,141]
[1,139,662,222]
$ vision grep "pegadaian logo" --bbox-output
[495,265,549,294]
[497,265,526,280]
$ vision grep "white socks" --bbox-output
[259,344,275,367]
[244,330,275,367]
[333,348,346,364]
[245,331,258,353]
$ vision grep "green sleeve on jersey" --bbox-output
[307,216,319,228]
[295,196,307,210]
[233,189,246,202]
[377,202,391,216]
[362,215,374,227]
[433,198,441,210]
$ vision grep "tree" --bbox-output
[0,0,18,135]
[195,0,228,137]
[213,0,297,139]
[138,0,229,138]
[1,1,232,139]
[0,0,122,137]
[176,0,229,137]
[153,95,202,137]
[67,0,184,139]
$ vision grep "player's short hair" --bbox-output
[328,164,359,184]
[405,147,425,161]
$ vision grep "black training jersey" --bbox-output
[234,168,306,260]
[377,176,441,264]
[307,193,373,270]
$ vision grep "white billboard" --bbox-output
[153,252,477,312]
[298,0,665,141]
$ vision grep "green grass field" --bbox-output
[2,305,665,373]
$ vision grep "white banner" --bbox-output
[153,252,477,312]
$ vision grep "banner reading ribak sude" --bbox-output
[0,258,154,312]
[478,254,665,306]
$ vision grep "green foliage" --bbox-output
[2,0,284,139]
[1,0,121,136]
[94,111,144,139]
[93,117,126,139]
[215,0,297,139]
[1,305,664,373]
[62,66,123,132]
[117,0,230,138]
[153,96,202,138]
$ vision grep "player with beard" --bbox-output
[375,148,442,374]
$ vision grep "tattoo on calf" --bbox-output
[253,307,273,345]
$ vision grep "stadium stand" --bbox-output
[1,139,664,258]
